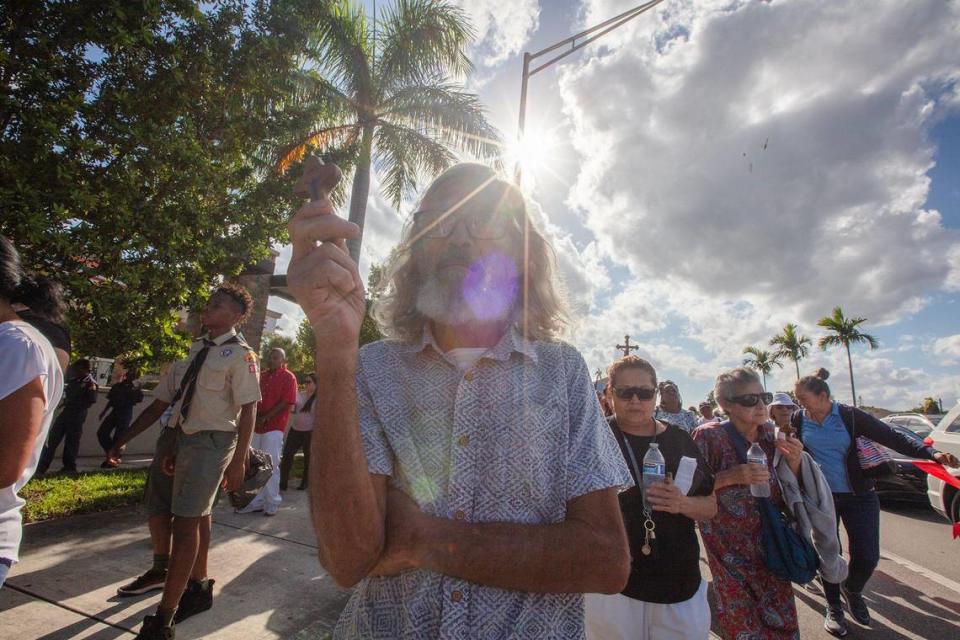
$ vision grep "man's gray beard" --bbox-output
[415,272,513,326]
[415,273,477,326]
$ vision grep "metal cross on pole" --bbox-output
[616,335,638,358]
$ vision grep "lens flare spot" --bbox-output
[462,252,519,321]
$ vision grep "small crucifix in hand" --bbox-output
[616,335,638,358]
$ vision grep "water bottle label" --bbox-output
[643,463,666,476]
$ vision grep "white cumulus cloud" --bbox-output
[456,0,540,67]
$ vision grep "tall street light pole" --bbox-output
[515,0,666,183]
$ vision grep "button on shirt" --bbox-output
[801,402,852,493]
[154,330,262,434]
[333,328,633,640]
[257,366,298,433]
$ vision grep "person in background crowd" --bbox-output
[768,392,797,437]
[13,276,71,373]
[586,355,716,639]
[598,390,613,417]
[280,373,316,491]
[694,368,804,639]
[238,347,297,516]
[110,284,261,639]
[654,380,699,433]
[698,401,719,425]
[98,368,145,468]
[0,236,65,588]
[793,369,959,637]
[287,161,632,638]
[36,357,98,477]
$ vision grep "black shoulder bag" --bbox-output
[722,421,819,584]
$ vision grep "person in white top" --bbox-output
[280,373,317,491]
[0,236,65,588]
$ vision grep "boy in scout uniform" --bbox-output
[113,284,261,640]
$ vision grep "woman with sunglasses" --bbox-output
[279,373,317,491]
[793,368,959,637]
[693,368,804,639]
[586,355,717,640]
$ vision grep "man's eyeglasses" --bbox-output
[726,392,774,407]
[413,210,511,240]
[612,386,657,401]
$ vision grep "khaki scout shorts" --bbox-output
[171,430,238,518]
[144,427,179,515]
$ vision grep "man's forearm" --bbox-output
[115,399,168,448]
[310,351,385,588]
[258,401,288,424]
[414,516,628,594]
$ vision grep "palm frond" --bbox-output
[376,0,474,96]
[277,124,360,174]
[380,83,502,161]
[374,122,457,207]
[307,0,373,105]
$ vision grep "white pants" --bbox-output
[585,579,710,640]
[243,431,283,510]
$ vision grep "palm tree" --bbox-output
[742,346,782,390]
[279,0,501,259]
[817,306,878,407]
[769,323,812,380]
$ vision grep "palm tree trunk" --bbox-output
[794,358,800,380]
[346,125,375,261]
[846,342,857,407]
[761,371,767,391]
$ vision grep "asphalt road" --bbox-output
[755,500,960,639]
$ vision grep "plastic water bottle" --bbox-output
[642,443,667,510]
[747,442,771,497]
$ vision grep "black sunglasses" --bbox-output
[726,392,774,407]
[612,386,657,401]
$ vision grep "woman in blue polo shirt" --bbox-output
[793,368,958,638]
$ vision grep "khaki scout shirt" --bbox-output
[154,329,262,434]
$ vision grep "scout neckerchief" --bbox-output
[172,334,244,425]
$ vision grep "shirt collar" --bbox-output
[205,329,237,346]
[400,325,538,364]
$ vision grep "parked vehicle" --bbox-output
[925,403,960,522]
[874,422,933,503]
[882,413,937,433]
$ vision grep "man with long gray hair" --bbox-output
[287,162,632,638]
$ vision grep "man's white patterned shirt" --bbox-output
[333,328,632,639]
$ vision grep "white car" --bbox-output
[883,413,937,433]
[926,403,960,522]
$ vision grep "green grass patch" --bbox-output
[21,469,148,523]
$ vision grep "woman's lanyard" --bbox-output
[614,424,658,557]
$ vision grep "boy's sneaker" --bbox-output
[135,614,174,640]
[173,579,214,623]
[824,605,849,637]
[841,584,871,626]
[117,568,167,596]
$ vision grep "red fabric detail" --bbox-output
[912,460,960,489]
[257,367,298,433]
[953,522,960,540]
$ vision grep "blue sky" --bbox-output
[272,0,960,411]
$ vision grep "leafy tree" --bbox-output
[294,317,317,375]
[816,306,878,407]
[1,0,326,365]
[742,346,782,391]
[769,323,812,380]
[261,332,313,376]
[278,0,501,259]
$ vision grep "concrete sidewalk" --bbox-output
[0,488,350,639]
